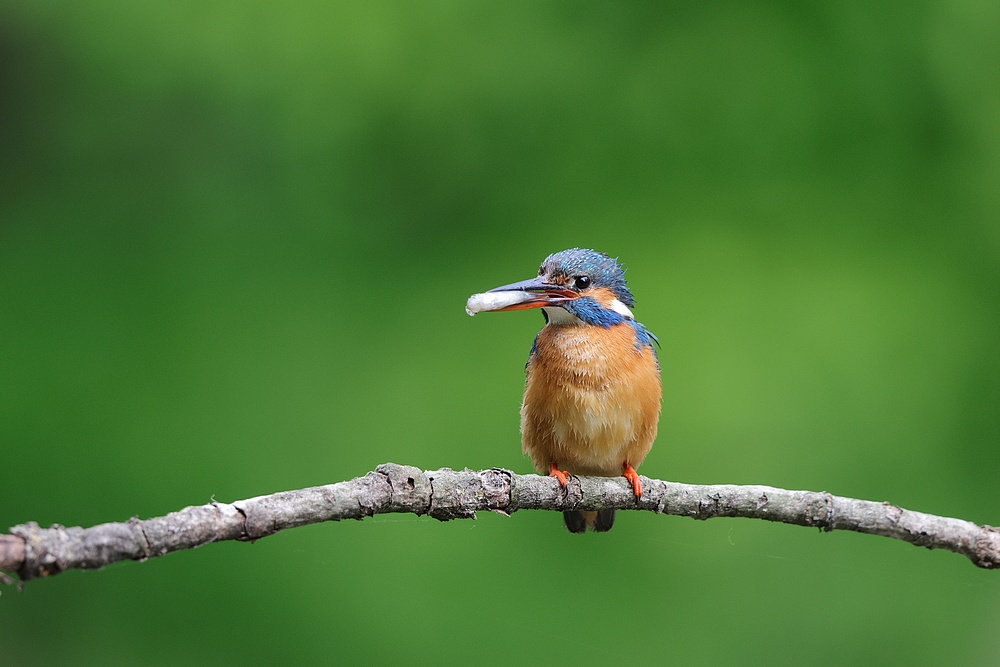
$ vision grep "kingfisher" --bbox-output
[467,248,661,532]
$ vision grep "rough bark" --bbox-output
[1,463,997,582]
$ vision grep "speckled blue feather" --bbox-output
[541,248,635,307]
[563,297,626,327]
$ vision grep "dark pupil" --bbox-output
[575,276,590,289]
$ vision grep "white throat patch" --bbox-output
[542,306,582,325]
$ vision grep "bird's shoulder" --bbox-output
[526,320,658,370]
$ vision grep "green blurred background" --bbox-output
[2,2,998,664]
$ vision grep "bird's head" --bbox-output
[467,248,636,326]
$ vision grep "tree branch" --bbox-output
[2,463,997,582]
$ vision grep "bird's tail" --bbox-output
[563,509,615,533]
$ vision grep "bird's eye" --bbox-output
[538,266,544,276]
[574,275,591,290]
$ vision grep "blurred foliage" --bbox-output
[2,1,999,665]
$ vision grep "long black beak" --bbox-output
[465,276,578,315]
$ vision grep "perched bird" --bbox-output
[467,248,661,532]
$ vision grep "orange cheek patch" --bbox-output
[582,286,621,308]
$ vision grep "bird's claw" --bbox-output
[548,464,570,487]
[623,463,642,498]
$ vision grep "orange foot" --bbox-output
[623,463,642,498]
[548,463,570,487]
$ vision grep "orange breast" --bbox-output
[520,322,661,476]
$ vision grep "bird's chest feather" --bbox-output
[520,322,661,474]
